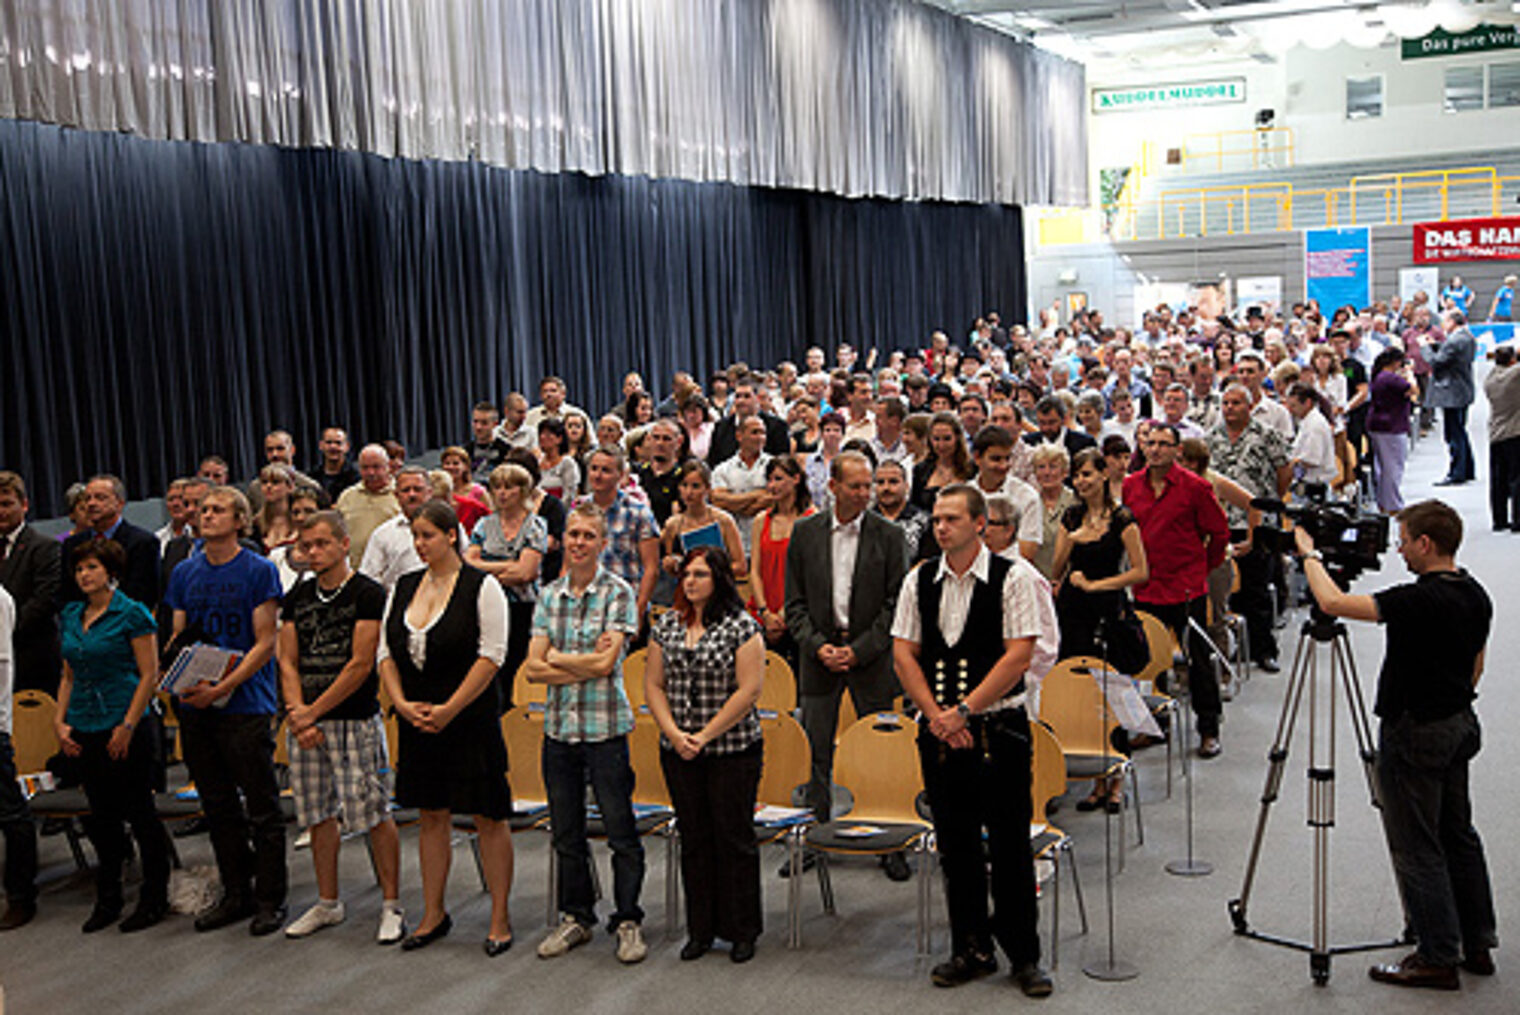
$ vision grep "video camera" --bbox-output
[1252,482,1389,585]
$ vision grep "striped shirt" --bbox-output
[531,565,638,744]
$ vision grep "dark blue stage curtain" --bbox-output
[0,119,1025,517]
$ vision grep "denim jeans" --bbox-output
[178,709,287,910]
[543,734,645,929]
[1376,709,1497,966]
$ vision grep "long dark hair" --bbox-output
[673,546,745,628]
[765,455,811,512]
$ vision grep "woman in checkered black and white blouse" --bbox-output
[644,545,765,963]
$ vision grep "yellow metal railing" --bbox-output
[1085,166,1520,244]
[1180,127,1296,173]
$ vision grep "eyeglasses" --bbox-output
[986,518,1013,528]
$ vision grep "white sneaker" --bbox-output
[284,900,345,938]
[537,915,593,958]
[615,920,647,964]
[376,906,406,945]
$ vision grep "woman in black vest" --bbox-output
[377,500,516,956]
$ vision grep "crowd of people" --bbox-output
[0,289,1507,993]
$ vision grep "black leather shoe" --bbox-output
[1369,952,1460,990]
[1434,477,1460,487]
[1254,657,1281,674]
[730,940,756,964]
[931,951,997,987]
[82,904,123,933]
[1011,963,1054,997]
[881,851,912,882]
[777,852,817,878]
[0,903,37,931]
[483,935,514,957]
[680,939,712,961]
[249,905,287,936]
[401,913,452,951]
[1461,949,1495,976]
[120,903,168,933]
[1197,737,1222,759]
[195,897,255,932]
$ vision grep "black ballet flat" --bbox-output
[400,913,452,951]
[483,935,514,957]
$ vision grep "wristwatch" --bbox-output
[956,702,972,721]
[1302,550,1323,562]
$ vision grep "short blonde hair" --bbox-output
[1030,443,1070,470]
[488,463,533,492]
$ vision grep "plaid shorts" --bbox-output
[288,714,394,831]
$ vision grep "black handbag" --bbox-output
[1098,601,1151,676]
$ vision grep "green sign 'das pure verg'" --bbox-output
[1401,23,1520,60]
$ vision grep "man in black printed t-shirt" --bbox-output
[1295,499,1496,991]
[277,510,404,944]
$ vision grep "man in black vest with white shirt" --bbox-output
[892,482,1057,996]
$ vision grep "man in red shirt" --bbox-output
[1122,423,1231,758]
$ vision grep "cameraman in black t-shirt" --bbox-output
[1294,499,1496,991]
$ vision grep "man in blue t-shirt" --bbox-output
[165,486,287,936]
[1441,276,1474,317]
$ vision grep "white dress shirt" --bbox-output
[830,510,862,629]
[1291,410,1339,485]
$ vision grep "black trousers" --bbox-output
[918,710,1039,965]
[1488,435,1520,529]
[178,709,286,909]
[660,744,763,945]
[75,718,171,909]
[1139,596,1221,738]
[0,732,37,907]
[800,666,900,821]
[1228,533,1279,664]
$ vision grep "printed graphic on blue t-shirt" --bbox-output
[165,548,284,714]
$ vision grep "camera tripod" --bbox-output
[1227,606,1405,985]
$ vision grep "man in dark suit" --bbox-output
[1021,394,1097,459]
[0,473,61,694]
[1431,310,1477,487]
[785,451,907,877]
[706,375,791,466]
[60,475,160,610]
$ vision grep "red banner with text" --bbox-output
[1412,217,1520,264]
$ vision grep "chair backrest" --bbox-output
[272,717,290,768]
[499,707,547,803]
[1029,720,1069,823]
[757,712,811,808]
[511,659,547,706]
[622,647,648,709]
[1038,658,1119,757]
[832,712,925,825]
[627,714,672,808]
[1134,609,1179,687]
[9,690,58,775]
[759,651,797,712]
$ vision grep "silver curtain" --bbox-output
[0,0,1086,205]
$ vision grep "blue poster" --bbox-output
[1304,227,1371,311]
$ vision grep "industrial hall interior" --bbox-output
[4,1,1520,1012]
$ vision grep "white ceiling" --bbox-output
[923,0,1520,76]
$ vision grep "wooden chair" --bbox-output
[1065,652,1175,799]
[1037,659,1144,857]
[9,690,59,775]
[511,660,547,707]
[1030,719,1089,968]
[759,651,797,712]
[834,690,859,743]
[794,713,934,954]
[755,712,813,947]
[622,647,648,710]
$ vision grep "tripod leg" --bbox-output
[1230,629,1311,932]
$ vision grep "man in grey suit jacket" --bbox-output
[1431,311,1477,486]
[785,451,907,872]
[0,472,60,695]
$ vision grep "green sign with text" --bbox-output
[1091,78,1245,114]
[1402,24,1520,60]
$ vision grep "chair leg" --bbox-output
[664,828,681,940]
[1049,851,1060,970]
[1128,764,1144,845]
[1065,841,1089,934]
[787,831,803,949]
[1164,703,1176,799]
[64,819,90,872]
[915,840,932,956]
[815,853,835,915]
[546,848,558,928]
